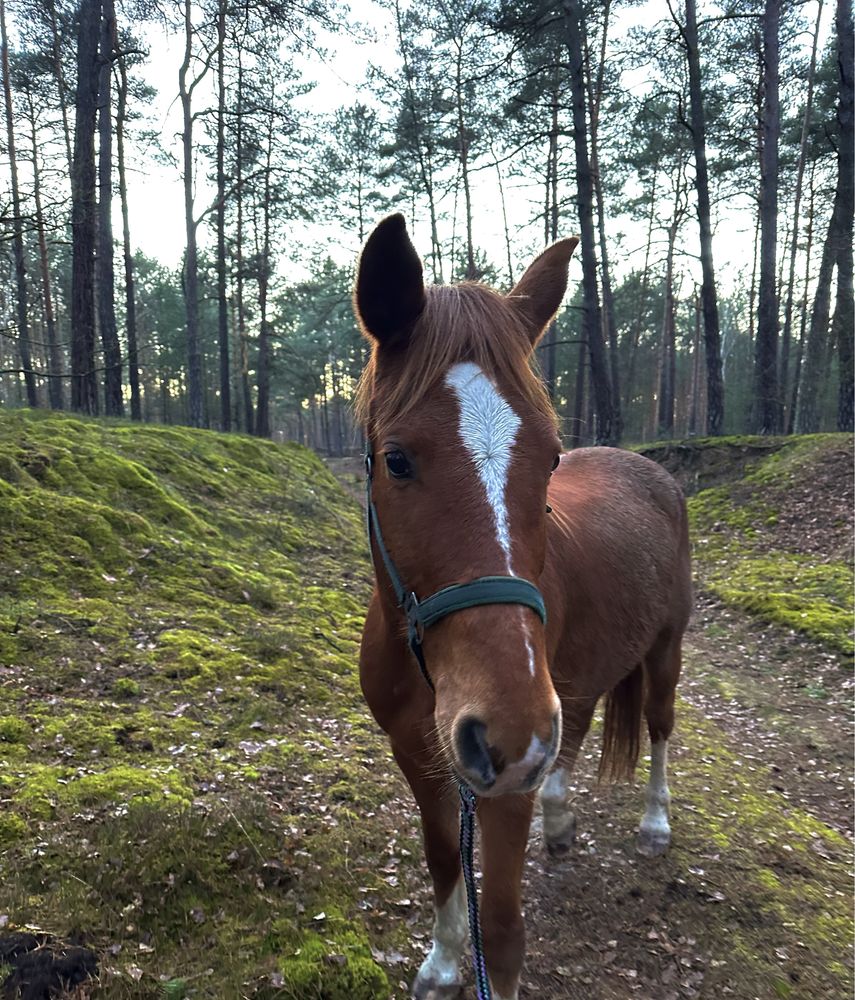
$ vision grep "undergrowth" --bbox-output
[684,434,853,654]
[0,409,397,998]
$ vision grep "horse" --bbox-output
[353,213,692,1000]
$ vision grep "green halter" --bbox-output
[364,450,547,691]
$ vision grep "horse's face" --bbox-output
[355,215,579,797]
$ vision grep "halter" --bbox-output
[364,450,546,690]
[364,447,548,1000]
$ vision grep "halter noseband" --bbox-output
[364,449,547,690]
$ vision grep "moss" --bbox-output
[686,435,854,652]
[0,410,401,997]
[0,717,30,743]
[672,701,853,971]
[113,677,141,698]
[0,813,27,846]
[277,927,389,1000]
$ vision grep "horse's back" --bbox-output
[544,447,691,690]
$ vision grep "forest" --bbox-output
[0,0,851,450]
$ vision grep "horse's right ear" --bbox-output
[354,213,426,349]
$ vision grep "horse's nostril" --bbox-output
[455,717,499,788]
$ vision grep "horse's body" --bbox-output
[355,215,691,1000]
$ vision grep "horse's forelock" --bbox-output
[355,283,558,433]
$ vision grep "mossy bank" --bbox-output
[640,434,853,654]
[0,409,408,998]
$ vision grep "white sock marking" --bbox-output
[639,739,671,840]
[540,766,574,842]
[416,878,468,990]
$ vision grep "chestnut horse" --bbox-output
[354,214,692,1000]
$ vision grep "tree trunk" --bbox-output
[215,0,230,431]
[658,212,679,438]
[688,290,702,435]
[753,0,781,434]
[780,0,823,416]
[116,51,141,420]
[179,0,203,427]
[453,35,476,280]
[46,0,73,178]
[682,0,724,435]
[563,0,614,444]
[394,0,443,282]
[834,0,853,431]
[787,163,816,434]
[623,163,658,412]
[254,116,274,439]
[70,0,100,414]
[1,0,38,407]
[235,56,253,434]
[585,0,622,441]
[541,92,559,398]
[799,0,853,433]
[98,0,123,416]
[26,87,62,409]
[491,143,514,288]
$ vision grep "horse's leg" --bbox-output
[391,745,466,1000]
[477,793,535,1000]
[637,630,682,857]
[539,697,596,856]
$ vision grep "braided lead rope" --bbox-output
[459,783,492,1000]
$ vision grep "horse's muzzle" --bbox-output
[453,711,561,797]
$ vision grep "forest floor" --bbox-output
[0,417,851,1000]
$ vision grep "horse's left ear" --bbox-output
[508,237,580,346]
[354,213,426,350]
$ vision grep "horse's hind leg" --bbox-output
[539,697,596,856]
[637,629,682,857]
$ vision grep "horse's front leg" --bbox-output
[392,743,466,1000]
[477,792,536,1000]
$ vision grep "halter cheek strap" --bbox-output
[364,450,547,691]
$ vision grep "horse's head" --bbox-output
[355,214,578,797]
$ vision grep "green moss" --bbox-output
[686,434,854,652]
[0,716,30,743]
[0,410,400,997]
[113,677,141,698]
[0,813,27,846]
[277,928,389,1000]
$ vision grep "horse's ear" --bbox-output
[354,213,426,349]
[508,237,579,346]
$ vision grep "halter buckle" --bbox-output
[404,591,424,643]
[364,453,373,480]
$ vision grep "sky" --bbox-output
[120,0,831,297]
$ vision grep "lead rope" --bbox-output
[459,783,492,1000]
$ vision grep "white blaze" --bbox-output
[445,362,521,573]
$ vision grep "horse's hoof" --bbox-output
[411,975,463,1000]
[636,827,670,857]
[545,822,576,858]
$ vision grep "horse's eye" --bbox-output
[551,454,561,472]
[384,450,412,479]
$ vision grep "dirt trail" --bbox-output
[326,453,853,1000]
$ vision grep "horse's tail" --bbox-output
[598,663,644,781]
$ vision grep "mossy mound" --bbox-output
[0,410,396,998]
[646,434,854,653]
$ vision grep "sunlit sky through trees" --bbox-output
[76,0,831,290]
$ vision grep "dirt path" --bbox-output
[325,455,853,1000]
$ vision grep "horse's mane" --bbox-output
[354,282,558,432]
